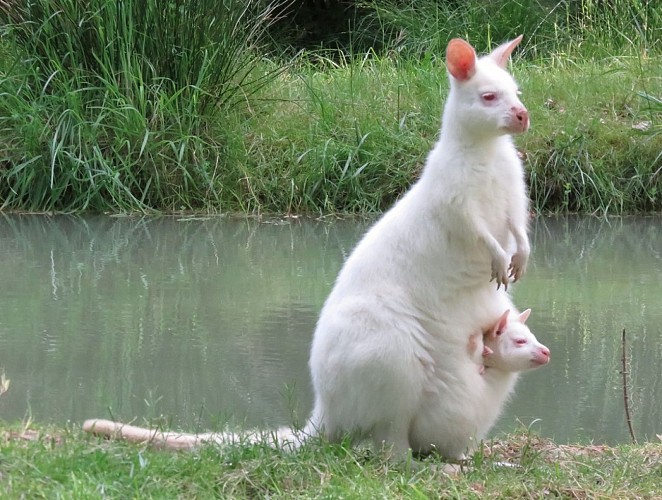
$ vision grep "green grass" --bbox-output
[521,55,662,214]
[233,52,661,214]
[0,0,660,214]
[0,0,280,213]
[2,423,661,498]
[361,0,661,59]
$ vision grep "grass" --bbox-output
[2,423,661,498]
[0,0,279,213]
[521,55,662,214]
[0,0,660,215]
[361,0,661,59]
[234,52,661,215]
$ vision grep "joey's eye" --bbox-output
[515,339,527,346]
[481,92,497,102]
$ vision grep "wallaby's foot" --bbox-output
[372,441,424,473]
[421,461,464,476]
[437,462,464,475]
[490,252,510,290]
[508,250,528,282]
[423,454,472,476]
[398,453,424,473]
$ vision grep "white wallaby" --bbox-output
[84,35,535,459]
[302,35,531,459]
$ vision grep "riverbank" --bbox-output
[1,423,660,497]
[1,53,659,216]
[0,0,662,215]
[0,1,660,215]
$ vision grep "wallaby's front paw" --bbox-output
[508,251,529,282]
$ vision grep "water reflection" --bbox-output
[506,216,662,444]
[0,214,660,445]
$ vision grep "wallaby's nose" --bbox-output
[533,346,551,366]
[513,106,529,130]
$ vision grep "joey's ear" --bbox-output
[446,38,477,81]
[496,309,510,334]
[488,35,523,69]
[518,308,531,324]
[486,309,510,338]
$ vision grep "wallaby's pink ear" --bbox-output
[488,35,524,69]
[446,38,477,81]
[486,309,510,338]
[518,308,531,324]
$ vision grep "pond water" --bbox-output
[0,214,660,445]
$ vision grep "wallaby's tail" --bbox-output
[83,419,211,450]
[82,418,320,452]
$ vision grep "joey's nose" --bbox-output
[531,345,551,367]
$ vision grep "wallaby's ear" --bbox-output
[518,308,531,324]
[446,38,477,81]
[488,35,524,69]
[486,309,510,338]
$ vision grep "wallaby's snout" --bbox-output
[510,105,529,133]
[532,345,550,366]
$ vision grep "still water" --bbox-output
[0,214,660,445]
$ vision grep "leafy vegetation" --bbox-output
[0,0,278,212]
[0,0,660,214]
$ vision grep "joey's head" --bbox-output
[444,36,529,138]
[483,309,550,373]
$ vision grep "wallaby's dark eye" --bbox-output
[481,92,497,102]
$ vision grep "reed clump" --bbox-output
[0,0,279,212]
